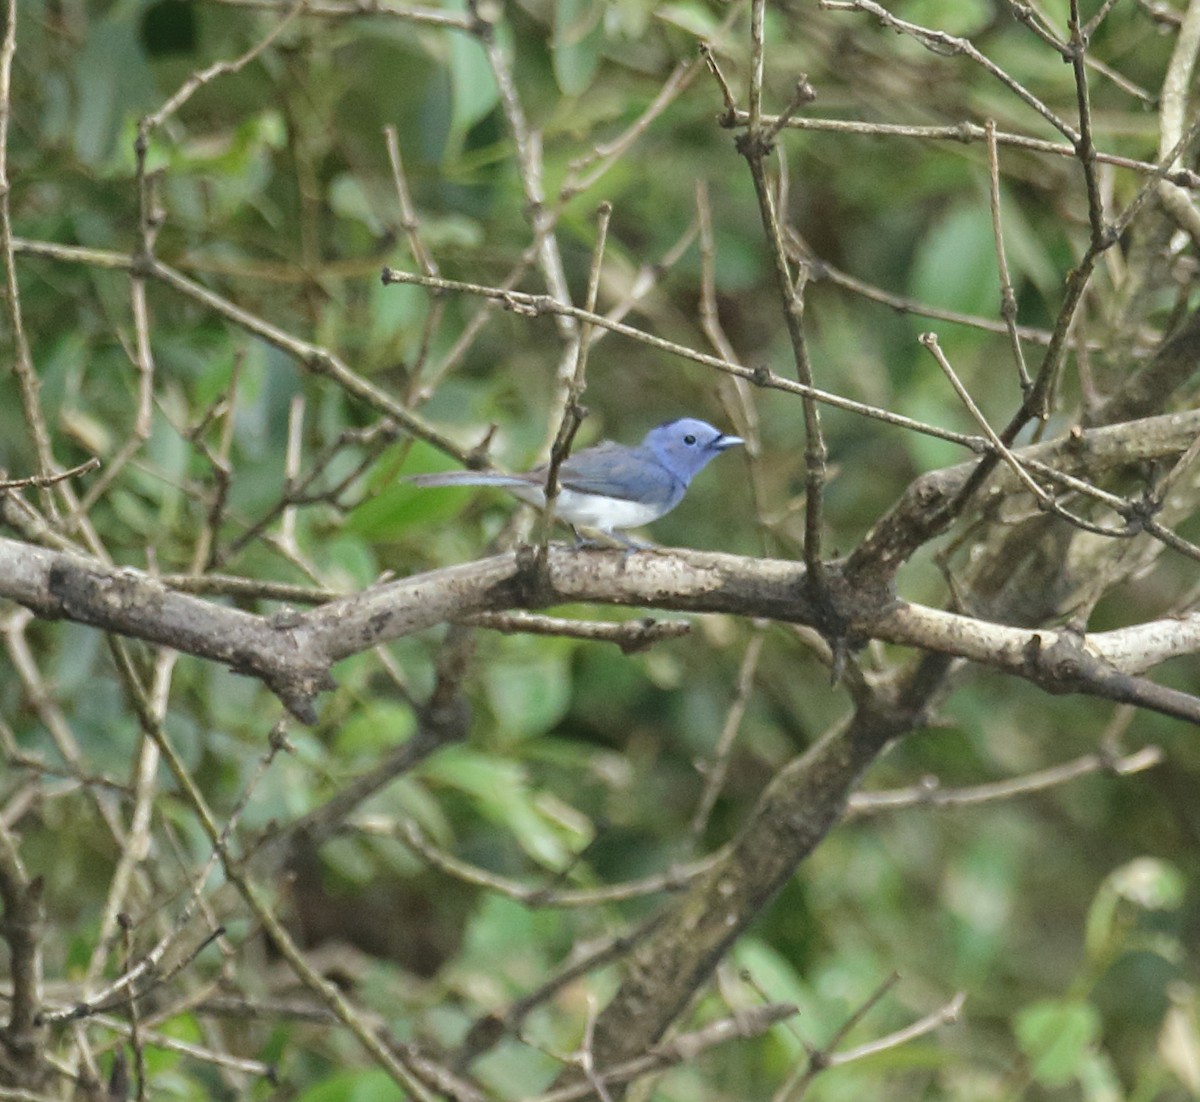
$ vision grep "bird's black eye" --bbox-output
[684,434,697,445]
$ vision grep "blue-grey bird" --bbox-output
[408,418,743,548]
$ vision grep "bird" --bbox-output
[407,417,743,548]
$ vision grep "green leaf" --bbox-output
[1107,856,1186,910]
[458,893,558,982]
[909,202,1000,319]
[314,533,380,591]
[330,174,385,234]
[445,0,500,145]
[553,0,604,96]
[345,480,470,541]
[344,442,471,540]
[940,816,1021,982]
[654,2,722,38]
[295,1067,398,1102]
[335,700,417,756]
[72,16,156,167]
[1013,998,1102,1087]
[422,747,590,869]
[896,0,991,34]
[483,636,574,739]
[733,939,809,1013]
[1085,856,1185,964]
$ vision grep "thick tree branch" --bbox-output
[567,645,951,1085]
[0,822,43,1088]
[2,530,1198,725]
[845,408,1200,584]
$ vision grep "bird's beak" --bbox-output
[713,434,743,450]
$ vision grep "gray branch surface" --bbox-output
[2,527,1198,725]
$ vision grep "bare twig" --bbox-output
[205,0,471,26]
[371,817,715,909]
[384,125,445,390]
[0,460,100,492]
[734,9,827,573]
[849,745,1163,815]
[691,630,766,838]
[37,710,292,1027]
[565,1,747,196]
[461,610,692,652]
[381,266,985,452]
[139,3,302,136]
[824,991,966,1069]
[109,649,467,1102]
[456,920,665,1069]
[918,333,1141,543]
[732,113,1200,189]
[0,0,58,513]
[1066,0,1109,248]
[695,181,771,552]
[1156,0,1200,245]
[529,1003,798,1102]
[538,201,612,553]
[772,973,901,1102]
[984,120,1032,393]
[823,0,1079,142]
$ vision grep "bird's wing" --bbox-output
[411,444,681,504]
[550,443,678,502]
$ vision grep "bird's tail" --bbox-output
[407,471,528,489]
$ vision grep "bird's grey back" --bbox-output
[547,441,683,507]
[410,442,683,509]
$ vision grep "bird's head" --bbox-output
[643,418,743,481]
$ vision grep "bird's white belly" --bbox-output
[553,490,663,531]
[504,483,663,532]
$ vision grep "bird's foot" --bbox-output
[570,527,653,553]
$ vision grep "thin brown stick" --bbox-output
[461,610,692,652]
[38,714,290,1027]
[849,745,1162,815]
[527,1003,798,1102]
[734,16,826,573]
[822,0,1079,142]
[384,125,446,390]
[0,0,59,513]
[381,267,984,452]
[731,113,1200,189]
[538,201,612,552]
[985,120,1032,394]
[690,630,766,837]
[110,646,463,1101]
[376,818,716,909]
[140,3,302,136]
[205,0,472,29]
[1066,0,1108,248]
[0,460,100,491]
[772,973,901,1102]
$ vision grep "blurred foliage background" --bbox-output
[1,0,1199,1098]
